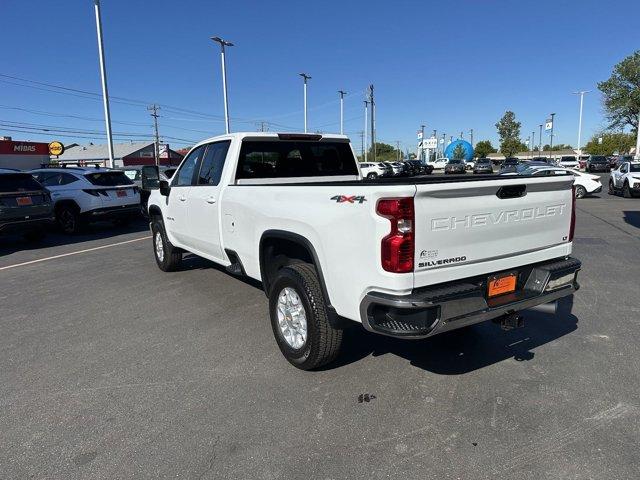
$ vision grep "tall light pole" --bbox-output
[363,100,369,162]
[211,36,233,134]
[573,91,590,158]
[93,0,114,168]
[549,113,556,156]
[299,73,311,133]
[531,130,535,159]
[433,129,437,162]
[539,124,543,156]
[420,124,425,161]
[338,90,347,135]
[469,128,474,148]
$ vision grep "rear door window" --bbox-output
[197,141,231,186]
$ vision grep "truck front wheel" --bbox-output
[269,263,342,370]
[151,219,182,272]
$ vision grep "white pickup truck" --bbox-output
[146,132,581,370]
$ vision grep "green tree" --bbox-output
[474,140,497,158]
[500,138,526,157]
[496,111,525,156]
[542,144,573,151]
[365,142,398,161]
[598,50,640,132]
[452,144,466,160]
[584,132,635,155]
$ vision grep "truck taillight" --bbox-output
[376,197,414,273]
[569,185,576,242]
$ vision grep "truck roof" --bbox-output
[191,132,350,149]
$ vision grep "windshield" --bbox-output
[560,157,576,162]
[85,171,134,186]
[0,173,45,193]
[448,159,462,164]
[591,156,607,162]
[630,164,640,172]
[477,159,490,164]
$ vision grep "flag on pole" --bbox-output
[417,131,423,139]
[545,119,553,131]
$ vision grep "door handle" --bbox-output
[206,196,217,204]
[179,195,187,202]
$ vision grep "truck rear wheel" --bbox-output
[151,219,182,272]
[269,263,342,370]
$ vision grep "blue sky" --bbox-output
[1,0,638,152]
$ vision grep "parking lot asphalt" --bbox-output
[1,173,639,479]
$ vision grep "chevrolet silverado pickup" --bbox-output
[147,132,581,370]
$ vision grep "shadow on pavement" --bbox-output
[326,295,578,374]
[623,211,640,230]
[0,218,150,257]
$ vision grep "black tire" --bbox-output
[574,185,587,199]
[151,219,182,272]
[56,204,81,234]
[366,172,378,179]
[623,182,632,198]
[268,263,342,370]
[608,180,615,195]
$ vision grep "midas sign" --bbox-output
[48,141,64,156]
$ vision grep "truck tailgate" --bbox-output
[413,176,574,287]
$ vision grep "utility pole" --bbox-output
[432,129,437,162]
[420,124,425,161]
[369,85,376,162]
[363,100,369,162]
[549,113,556,156]
[469,128,474,148]
[338,90,347,135]
[299,73,311,133]
[93,0,114,168]
[396,141,401,161]
[148,104,161,166]
[573,91,589,158]
[359,131,364,157]
[441,133,445,158]
[210,37,233,134]
[539,124,543,156]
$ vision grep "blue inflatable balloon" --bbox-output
[443,140,474,161]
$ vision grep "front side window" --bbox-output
[197,141,231,186]
[175,145,206,186]
[236,141,358,180]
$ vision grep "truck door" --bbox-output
[166,145,205,245]
[187,140,231,260]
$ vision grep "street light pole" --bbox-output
[573,91,590,158]
[539,124,543,156]
[211,36,233,134]
[338,90,347,135]
[531,130,535,159]
[549,113,556,157]
[469,128,474,148]
[420,124,425,161]
[93,0,114,168]
[299,73,311,133]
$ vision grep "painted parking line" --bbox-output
[0,235,151,272]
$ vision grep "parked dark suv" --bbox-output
[0,169,54,240]
[586,155,610,172]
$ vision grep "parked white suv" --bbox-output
[30,167,140,233]
[147,132,580,370]
[359,162,389,179]
[609,161,640,198]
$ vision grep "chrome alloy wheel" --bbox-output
[154,231,164,262]
[277,287,308,349]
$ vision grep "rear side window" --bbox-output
[236,141,358,179]
[85,172,133,186]
[197,141,231,185]
[0,173,44,193]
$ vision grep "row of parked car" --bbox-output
[0,164,176,241]
[359,160,434,179]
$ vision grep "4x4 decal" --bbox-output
[330,195,367,204]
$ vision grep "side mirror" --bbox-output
[159,180,171,197]
[141,165,160,190]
